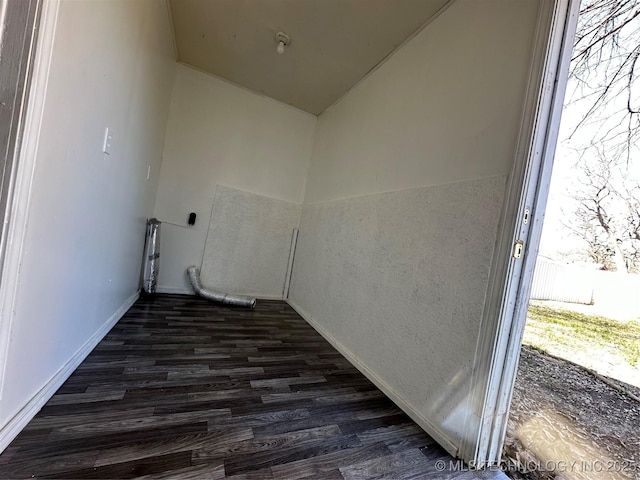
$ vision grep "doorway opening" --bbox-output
[504,2,640,478]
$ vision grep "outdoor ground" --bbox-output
[503,302,640,480]
[524,302,640,387]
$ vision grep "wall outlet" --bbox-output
[102,127,112,155]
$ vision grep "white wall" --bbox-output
[289,0,542,456]
[304,0,537,203]
[0,0,175,444]
[153,65,316,293]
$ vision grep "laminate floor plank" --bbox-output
[339,448,433,480]
[270,443,393,479]
[355,423,431,447]
[94,429,253,467]
[131,462,226,480]
[47,451,193,479]
[26,407,156,430]
[0,294,505,479]
[9,422,208,463]
[222,433,364,476]
[123,379,251,395]
[206,407,311,430]
[0,446,18,465]
[0,449,101,478]
[191,425,342,464]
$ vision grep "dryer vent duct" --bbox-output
[142,218,161,294]
[187,265,256,309]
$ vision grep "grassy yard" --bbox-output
[523,302,640,381]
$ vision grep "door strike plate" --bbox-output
[513,240,524,259]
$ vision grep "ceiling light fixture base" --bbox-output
[275,32,290,54]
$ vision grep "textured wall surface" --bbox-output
[287,0,543,454]
[153,65,315,292]
[201,186,301,298]
[288,175,507,444]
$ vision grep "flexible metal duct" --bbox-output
[187,265,256,309]
[142,218,161,294]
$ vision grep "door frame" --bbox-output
[462,0,581,467]
[0,0,58,431]
[0,0,42,283]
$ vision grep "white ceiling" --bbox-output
[168,0,451,115]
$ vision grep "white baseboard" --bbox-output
[286,299,459,458]
[255,294,284,301]
[0,290,140,453]
[154,287,281,301]
[155,286,195,295]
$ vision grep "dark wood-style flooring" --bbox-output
[0,294,505,479]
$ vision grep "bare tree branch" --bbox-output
[566,0,640,165]
[566,147,640,272]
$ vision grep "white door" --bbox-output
[463,0,581,467]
